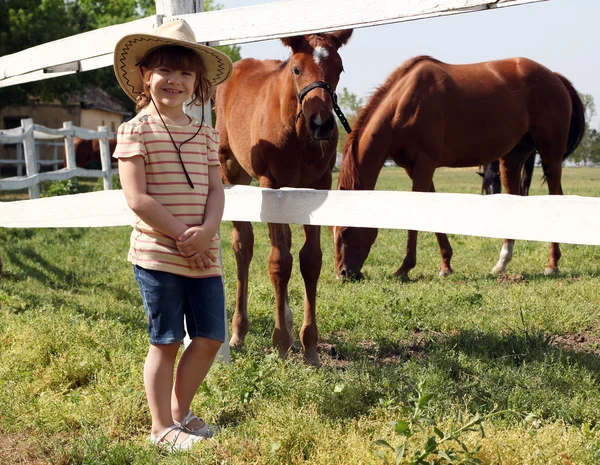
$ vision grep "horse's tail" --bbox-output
[554,73,586,160]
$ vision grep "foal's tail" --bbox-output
[554,73,586,160]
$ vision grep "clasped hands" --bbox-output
[176,226,217,271]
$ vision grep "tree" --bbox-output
[205,0,241,63]
[0,0,240,111]
[335,87,363,153]
[587,129,600,165]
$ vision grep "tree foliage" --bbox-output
[0,0,241,112]
[336,87,364,153]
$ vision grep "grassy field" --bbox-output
[1,167,600,464]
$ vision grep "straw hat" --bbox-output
[114,18,233,102]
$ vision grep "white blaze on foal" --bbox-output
[313,46,329,66]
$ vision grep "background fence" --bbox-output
[0,118,117,199]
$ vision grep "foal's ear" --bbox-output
[281,35,305,50]
[328,29,353,49]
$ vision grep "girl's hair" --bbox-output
[136,45,211,112]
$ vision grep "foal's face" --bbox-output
[333,226,378,280]
[282,31,352,141]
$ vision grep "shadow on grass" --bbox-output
[4,246,79,290]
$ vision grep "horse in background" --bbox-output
[215,29,353,365]
[478,153,536,196]
[334,56,585,280]
[63,137,117,169]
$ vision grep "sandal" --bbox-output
[149,424,205,451]
[173,410,217,438]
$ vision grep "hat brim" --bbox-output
[114,34,233,103]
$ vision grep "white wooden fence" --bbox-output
[1,0,597,248]
[0,0,547,88]
[0,119,117,199]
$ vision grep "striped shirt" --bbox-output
[113,112,222,278]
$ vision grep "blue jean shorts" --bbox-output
[134,265,226,345]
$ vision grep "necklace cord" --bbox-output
[151,97,202,189]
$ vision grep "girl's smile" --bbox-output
[145,66,197,119]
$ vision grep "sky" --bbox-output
[219,0,599,127]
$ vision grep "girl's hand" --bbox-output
[184,250,217,271]
[176,226,217,262]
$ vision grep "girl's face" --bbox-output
[145,66,197,112]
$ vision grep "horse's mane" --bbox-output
[338,55,439,190]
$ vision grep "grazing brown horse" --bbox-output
[334,56,585,280]
[215,30,353,365]
[64,137,117,169]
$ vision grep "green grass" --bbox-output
[1,167,600,464]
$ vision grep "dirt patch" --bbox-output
[552,327,600,355]
[0,433,49,465]
[497,273,527,284]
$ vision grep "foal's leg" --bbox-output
[491,155,525,275]
[395,164,438,278]
[230,221,254,349]
[267,222,295,358]
[299,224,322,366]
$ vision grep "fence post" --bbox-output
[16,144,23,176]
[98,126,112,190]
[63,121,76,170]
[22,118,40,199]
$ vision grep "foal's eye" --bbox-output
[292,66,301,76]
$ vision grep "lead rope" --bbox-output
[295,81,352,134]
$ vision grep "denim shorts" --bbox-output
[134,265,226,345]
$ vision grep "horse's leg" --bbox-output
[299,224,322,366]
[539,152,564,275]
[431,181,453,277]
[491,155,526,275]
[229,221,254,349]
[267,222,295,358]
[394,164,437,279]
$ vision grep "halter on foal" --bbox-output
[215,30,353,365]
[334,56,585,280]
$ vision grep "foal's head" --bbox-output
[281,30,352,141]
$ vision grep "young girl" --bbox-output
[112,19,233,450]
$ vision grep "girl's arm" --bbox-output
[199,164,225,238]
[176,165,224,264]
[119,156,188,240]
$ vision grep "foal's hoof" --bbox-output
[544,266,559,276]
[229,334,245,350]
[439,268,453,277]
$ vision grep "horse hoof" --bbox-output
[491,265,505,275]
[304,351,321,367]
[229,335,245,350]
[393,270,410,282]
[439,269,453,277]
[544,267,559,276]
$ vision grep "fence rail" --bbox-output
[0,118,117,198]
[0,0,548,89]
[1,187,599,247]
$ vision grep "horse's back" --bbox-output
[383,57,572,166]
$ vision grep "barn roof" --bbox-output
[68,86,130,115]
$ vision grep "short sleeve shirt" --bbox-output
[113,112,222,278]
